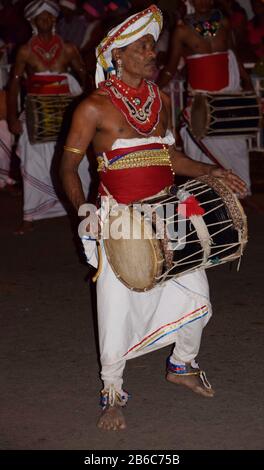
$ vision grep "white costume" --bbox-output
[17,0,90,221]
[17,73,90,221]
[81,5,212,405]
[0,119,15,188]
[181,50,251,194]
[82,133,212,396]
[0,44,15,188]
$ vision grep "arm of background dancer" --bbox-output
[157,26,184,90]
[67,44,86,87]
[60,99,97,212]
[161,91,172,129]
[7,46,27,134]
[225,17,253,91]
[237,59,254,91]
[168,146,247,196]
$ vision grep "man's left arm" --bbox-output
[224,17,253,91]
[67,44,86,87]
[169,145,247,197]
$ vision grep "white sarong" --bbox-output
[0,120,15,188]
[17,73,91,221]
[82,135,212,392]
[181,50,251,194]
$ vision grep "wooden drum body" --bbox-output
[25,93,73,144]
[190,92,262,139]
[103,176,248,291]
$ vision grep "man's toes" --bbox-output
[117,418,126,430]
[195,385,214,397]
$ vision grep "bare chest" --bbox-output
[26,49,70,74]
[92,100,168,153]
[184,27,229,55]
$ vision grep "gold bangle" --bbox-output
[64,146,85,156]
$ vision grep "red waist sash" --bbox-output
[98,143,174,204]
[26,74,70,95]
[187,52,229,92]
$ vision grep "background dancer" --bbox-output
[7,0,90,234]
[158,0,253,196]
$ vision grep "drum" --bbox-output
[190,92,262,139]
[25,94,73,144]
[103,176,247,292]
[0,90,6,120]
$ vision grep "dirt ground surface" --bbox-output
[1,190,264,451]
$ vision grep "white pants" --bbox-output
[90,243,212,393]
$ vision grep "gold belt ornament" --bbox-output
[97,148,171,172]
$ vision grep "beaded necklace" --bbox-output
[30,35,63,67]
[187,9,223,38]
[99,76,162,135]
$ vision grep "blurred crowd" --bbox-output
[1,0,264,91]
[1,0,264,205]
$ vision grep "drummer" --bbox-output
[7,0,90,234]
[60,4,246,431]
[157,0,253,195]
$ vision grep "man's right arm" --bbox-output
[7,46,28,134]
[60,97,98,212]
[157,26,185,90]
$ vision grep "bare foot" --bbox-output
[14,221,35,235]
[166,372,215,398]
[97,406,126,431]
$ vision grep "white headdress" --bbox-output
[95,4,163,87]
[25,0,60,21]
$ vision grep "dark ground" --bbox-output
[0,184,264,451]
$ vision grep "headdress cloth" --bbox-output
[25,0,60,21]
[95,4,163,87]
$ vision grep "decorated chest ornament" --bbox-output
[30,35,63,67]
[188,9,223,38]
[99,76,161,135]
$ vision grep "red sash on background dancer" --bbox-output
[26,74,70,95]
[187,52,229,91]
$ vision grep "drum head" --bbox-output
[104,207,164,291]
[190,94,209,139]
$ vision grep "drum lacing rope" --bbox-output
[237,232,244,272]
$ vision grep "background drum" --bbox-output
[25,93,73,144]
[190,92,262,139]
[104,176,248,292]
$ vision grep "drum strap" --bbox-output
[185,126,225,169]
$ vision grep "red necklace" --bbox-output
[99,76,162,135]
[30,35,63,67]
